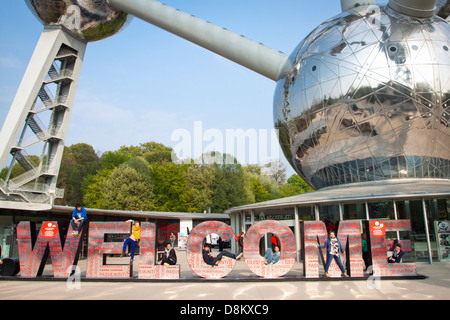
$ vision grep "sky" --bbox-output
[0,0,388,177]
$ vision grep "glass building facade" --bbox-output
[227,179,450,264]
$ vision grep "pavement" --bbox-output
[0,247,449,301]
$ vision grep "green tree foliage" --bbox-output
[286,174,314,193]
[118,141,174,163]
[82,168,113,209]
[183,164,216,213]
[150,161,188,212]
[56,143,100,205]
[101,164,155,211]
[57,141,313,213]
[99,150,130,170]
[211,153,254,213]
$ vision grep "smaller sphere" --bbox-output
[26,0,129,42]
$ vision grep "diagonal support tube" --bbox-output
[107,0,292,81]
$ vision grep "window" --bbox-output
[368,201,394,219]
[343,203,366,220]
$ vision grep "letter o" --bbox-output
[243,220,296,278]
[186,221,235,278]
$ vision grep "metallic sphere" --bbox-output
[274,5,450,189]
[25,0,129,42]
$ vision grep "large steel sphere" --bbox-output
[274,5,450,189]
[25,0,129,42]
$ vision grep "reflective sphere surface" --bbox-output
[26,0,128,42]
[274,6,450,189]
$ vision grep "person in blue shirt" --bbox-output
[71,203,87,235]
[262,245,280,265]
[317,231,349,278]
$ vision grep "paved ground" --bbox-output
[0,248,449,301]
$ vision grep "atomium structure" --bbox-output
[274,2,450,189]
[0,0,448,209]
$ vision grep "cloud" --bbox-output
[65,89,199,153]
[0,56,24,69]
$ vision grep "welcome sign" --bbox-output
[13,219,417,279]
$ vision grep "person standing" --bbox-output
[271,234,279,250]
[236,231,244,260]
[70,203,87,235]
[317,231,349,278]
[361,233,370,271]
[169,232,176,247]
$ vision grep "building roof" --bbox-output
[50,205,230,220]
[225,178,450,214]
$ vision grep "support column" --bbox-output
[0,26,86,207]
[422,198,433,264]
[294,206,301,262]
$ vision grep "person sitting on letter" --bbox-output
[262,245,280,265]
[202,244,238,266]
[387,243,404,263]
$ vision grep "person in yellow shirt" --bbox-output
[120,220,140,261]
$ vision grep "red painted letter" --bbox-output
[369,219,417,276]
[187,221,235,278]
[243,220,296,278]
[138,222,179,279]
[86,221,131,278]
[16,221,83,277]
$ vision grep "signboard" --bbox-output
[435,221,450,261]
[40,222,58,239]
[369,220,385,238]
[13,219,418,280]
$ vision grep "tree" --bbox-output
[211,153,254,213]
[264,159,287,184]
[118,141,175,164]
[82,168,113,209]
[284,174,314,195]
[244,163,280,203]
[141,142,175,164]
[250,176,272,203]
[183,164,217,212]
[124,156,153,185]
[57,143,100,205]
[150,161,188,212]
[99,150,130,170]
[101,164,155,211]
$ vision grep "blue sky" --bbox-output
[0,0,388,177]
